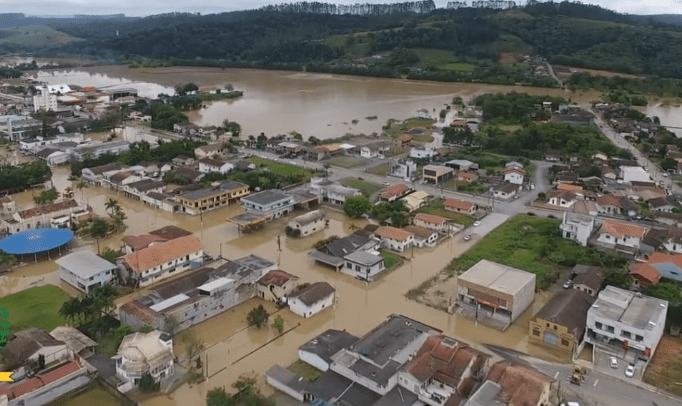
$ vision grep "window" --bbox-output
[561,339,570,347]
[595,322,603,330]
[606,326,615,333]
[532,329,540,337]
[621,330,632,339]
[635,335,644,342]
[553,325,558,331]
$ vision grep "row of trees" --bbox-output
[58,285,117,338]
[473,92,566,122]
[261,1,436,15]
[0,161,51,193]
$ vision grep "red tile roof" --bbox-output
[504,167,527,176]
[414,213,448,225]
[458,171,478,180]
[596,194,622,208]
[376,226,414,241]
[0,360,83,400]
[258,269,298,287]
[629,263,661,286]
[122,235,202,273]
[398,134,412,143]
[487,361,552,406]
[18,199,79,219]
[557,183,583,193]
[123,234,168,251]
[600,220,648,239]
[443,199,475,211]
[380,184,410,200]
[119,300,161,325]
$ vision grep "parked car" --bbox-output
[382,181,391,186]
[625,363,635,378]
[563,279,573,289]
[609,356,618,369]
[473,221,481,227]
[463,234,472,241]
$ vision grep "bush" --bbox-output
[284,226,301,238]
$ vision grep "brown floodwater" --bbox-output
[30,65,600,141]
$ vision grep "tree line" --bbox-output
[261,1,436,15]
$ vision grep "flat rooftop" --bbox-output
[459,259,536,296]
[592,286,668,330]
[241,189,291,206]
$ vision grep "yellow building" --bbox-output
[176,181,249,215]
[422,165,454,184]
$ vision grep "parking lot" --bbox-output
[594,348,645,381]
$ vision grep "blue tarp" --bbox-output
[0,228,74,255]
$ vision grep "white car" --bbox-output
[609,356,618,369]
[382,181,391,186]
[473,221,481,227]
[463,234,472,241]
[625,363,635,378]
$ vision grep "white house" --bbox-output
[416,109,430,119]
[596,220,648,254]
[198,158,233,174]
[560,212,596,247]
[287,282,336,318]
[548,190,577,208]
[288,210,326,237]
[584,286,667,359]
[389,159,418,181]
[404,225,438,247]
[56,250,119,293]
[375,226,414,252]
[360,141,388,158]
[113,330,174,385]
[504,166,526,185]
[492,183,519,200]
[297,330,359,372]
[342,250,385,281]
[409,146,435,160]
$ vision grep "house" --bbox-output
[35,147,70,166]
[601,166,617,181]
[194,142,228,160]
[81,163,123,185]
[633,251,682,285]
[257,269,299,301]
[297,330,359,372]
[595,220,648,256]
[240,190,296,219]
[398,335,490,406]
[119,255,276,332]
[400,190,430,212]
[416,109,430,119]
[457,171,478,183]
[596,194,623,215]
[457,260,536,325]
[277,141,303,155]
[505,161,523,169]
[198,158,233,174]
[444,160,479,171]
[176,181,249,215]
[309,234,380,271]
[122,226,192,254]
[120,235,204,287]
[620,166,651,184]
[413,213,449,233]
[404,225,438,247]
[556,183,583,194]
[309,178,362,205]
[330,314,440,396]
[56,250,119,293]
[168,166,204,183]
[629,263,662,288]
[409,146,434,160]
[422,165,454,184]
[443,199,477,215]
[547,190,576,208]
[481,361,555,406]
[343,250,385,281]
[288,210,326,237]
[375,226,414,252]
[113,330,174,385]
[142,192,176,213]
[172,155,195,166]
[2,199,83,234]
[504,167,526,185]
[560,212,596,247]
[529,289,595,356]
[648,197,678,213]
[49,326,97,359]
[572,268,603,296]
[361,141,389,158]
[287,282,336,318]
[388,159,418,181]
[380,184,411,202]
[492,183,518,200]
[395,134,412,148]
[173,122,201,136]
[450,118,468,131]
[584,286,668,359]
[2,328,69,367]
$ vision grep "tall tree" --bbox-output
[89,218,109,254]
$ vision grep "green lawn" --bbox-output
[444,63,476,72]
[328,155,367,169]
[49,383,125,406]
[416,199,475,227]
[339,177,383,197]
[380,250,401,269]
[0,285,70,333]
[410,133,434,143]
[447,215,627,290]
[385,117,436,137]
[247,157,318,179]
[288,360,322,382]
[367,163,389,176]
[444,180,488,196]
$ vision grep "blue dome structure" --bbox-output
[0,228,74,261]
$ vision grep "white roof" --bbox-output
[47,84,71,94]
[339,143,356,149]
[149,294,190,312]
[620,166,651,183]
[459,259,536,295]
[56,250,118,279]
[197,277,234,292]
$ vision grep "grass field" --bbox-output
[416,199,475,227]
[446,215,617,290]
[247,157,318,179]
[385,117,436,137]
[643,334,682,396]
[444,63,476,72]
[0,285,70,333]
[367,163,389,176]
[410,133,435,143]
[0,25,81,47]
[49,383,125,406]
[444,180,488,196]
[380,250,401,269]
[288,360,322,382]
[328,155,367,169]
[340,177,383,197]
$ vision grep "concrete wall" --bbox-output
[60,267,116,293]
[289,293,334,318]
[8,368,91,406]
[511,274,536,323]
[298,350,329,372]
[342,260,385,281]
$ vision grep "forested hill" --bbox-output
[12,1,682,81]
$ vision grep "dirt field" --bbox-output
[643,334,682,396]
[407,272,458,312]
[499,52,522,65]
[552,65,642,80]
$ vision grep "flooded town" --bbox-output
[2,20,682,406]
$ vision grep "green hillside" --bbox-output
[0,25,81,48]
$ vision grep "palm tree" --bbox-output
[58,299,77,326]
[105,198,119,216]
[76,180,88,203]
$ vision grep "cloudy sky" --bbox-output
[4,0,681,18]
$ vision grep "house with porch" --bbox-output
[375,226,414,252]
[57,250,119,293]
[443,199,477,215]
[113,330,174,385]
[594,220,649,256]
[413,213,449,233]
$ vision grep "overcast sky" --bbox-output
[6,0,682,18]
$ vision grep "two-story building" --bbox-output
[57,250,119,293]
[584,286,667,360]
[113,330,174,385]
[595,220,649,256]
[176,181,249,215]
[375,226,414,252]
[560,212,597,247]
[257,269,299,302]
[342,250,385,281]
[81,163,124,185]
[240,190,296,219]
[422,165,454,185]
[504,167,526,185]
[413,213,449,233]
[409,146,434,160]
[389,159,418,181]
[120,235,203,287]
[2,199,83,234]
[596,194,623,215]
[404,225,438,247]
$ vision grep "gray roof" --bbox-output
[298,329,358,364]
[533,289,595,337]
[462,380,505,406]
[241,189,292,206]
[572,264,601,275]
[307,370,381,406]
[145,192,172,201]
[56,250,118,279]
[371,386,419,406]
[573,269,604,291]
[292,210,325,226]
[459,259,536,296]
[591,286,668,330]
[49,326,98,354]
[324,234,372,258]
[344,250,384,267]
[288,282,335,306]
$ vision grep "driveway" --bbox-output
[87,353,116,381]
[593,348,644,382]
